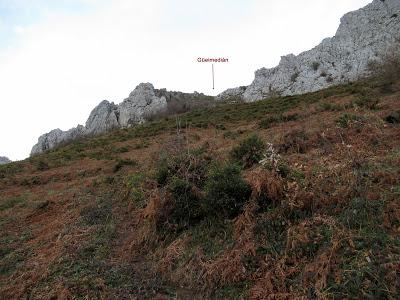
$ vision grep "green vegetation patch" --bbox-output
[230,134,265,168]
[204,164,251,218]
[0,195,27,211]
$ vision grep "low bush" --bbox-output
[155,148,212,187]
[223,131,240,140]
[215,124,226,130]
[36,160,50,171]
[113,159,138,172]
[311,61,320,71]
[204,164,251,218]
[385,110,400,124]
[336,113,363,128]
[115,146,130,153]
[259,113,299,129]
[0,195,27,212]
[319,102,344,111]
[81,202,112,226]
[259,116,281,129]
[279,129,309,154]
[368,46,400,92]
[352,88,380,110]
[326,75,334,83]
[291,72,300,83]
[124,173,146,208]
[230,134,265,168]
[166,177,204,229]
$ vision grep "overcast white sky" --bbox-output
[0,0,371,161]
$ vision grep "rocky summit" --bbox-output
[31,83,209,155]
[217,0,400,102]
[0,156,11,165]
[31,0,400,155]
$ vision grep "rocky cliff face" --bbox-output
[0,156,11,165]
[217,0,400,102]
[31,83,208,155]
[85,100,120,136]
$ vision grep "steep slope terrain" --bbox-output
[30,0,400,155]
[1,70,399,298]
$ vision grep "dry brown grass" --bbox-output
[1,79,400,298]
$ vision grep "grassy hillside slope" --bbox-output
[1,77,399,299]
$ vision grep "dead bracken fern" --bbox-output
[156,234,190,273]
[127,189,165,254]
[199,200,258,290]
[245,167,285,206]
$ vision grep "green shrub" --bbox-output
[336,113,363,128]
[36,160,50,171]
[259,114,299,129]
[259,116,280,129]
[223,131,240,140]
[155,157,169,185]
[291,71,299,83]
[215,124,226,130]
[81,202,112,226]
[311,61,320,71]
[385,110,400,124]
[279,129,309,154]
[167,177,204,229]
[115,146,129,153]
[155,148,212,187]
[352,88,380,110]
[319,102,344,111]
[368,47,400,92]
[113,159,138,172]
[283,113,299,122]
[20,176,42,186]
[230,134,265,168]
[326,75,334,83]
[339,197,384,231]
[125,173,146,208]
[204,164,251,218]
[133,140,150,149]
[0,195,27,212]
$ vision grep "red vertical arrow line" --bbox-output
[212,64,215,90]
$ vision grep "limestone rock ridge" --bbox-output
[217,0,400,102]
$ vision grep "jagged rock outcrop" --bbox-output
[215,86,247,102]
[31,0,399,155]
[218,0,400,102]
[31,126,86,155]
[0,156,11,165]
[118,83,167,126]
[31,83,207,155]
[85,100,119,135]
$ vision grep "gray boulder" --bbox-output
[215,86,247,102]
[218,0,400,102]
[85,100,119,135]
[31,125,85,155]
[0,156,11,165]
[118,83,167,127]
